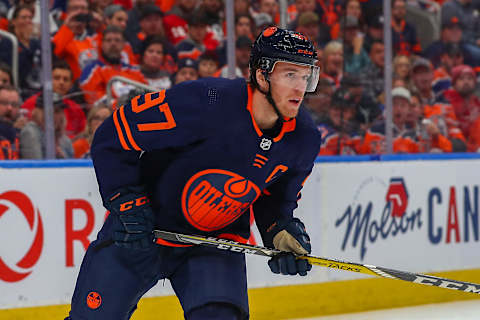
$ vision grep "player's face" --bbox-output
[269,61,311,118]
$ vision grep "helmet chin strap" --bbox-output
[259,71,289,124]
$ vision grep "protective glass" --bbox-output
[269,60,320,93]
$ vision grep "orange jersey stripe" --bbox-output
[113,110,130,150]
[119,106,142,151]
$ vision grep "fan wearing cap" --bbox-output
[423,15,479,67]
[443,64,480,151]
[64,27,321,320]
[19,92,74,159]
[173,57,199,84]
[176,11,209,60]
[441,0,480,47]
[432,43,464,95]
[358,87,420,154]
[214,36,252,79]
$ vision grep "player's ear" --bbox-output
[256,69,269,91]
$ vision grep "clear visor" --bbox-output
[269,60,320,93]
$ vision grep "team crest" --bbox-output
[181,169,261,231]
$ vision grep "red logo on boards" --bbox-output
[385,178,409,217]
[0,191,44,282]
[181,169,261,231]
[86,291,102,309]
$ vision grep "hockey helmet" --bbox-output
[249,26,320,92]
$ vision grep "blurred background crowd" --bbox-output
[0,0,480,159]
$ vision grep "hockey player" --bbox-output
[65,26,321,320]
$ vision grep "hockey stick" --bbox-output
[154,230,480,295]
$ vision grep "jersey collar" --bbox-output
[246,84,296,142]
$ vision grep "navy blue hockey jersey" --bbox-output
[91,77,321,245]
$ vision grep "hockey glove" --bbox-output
[267,218,312,276]
[105,186,155,250]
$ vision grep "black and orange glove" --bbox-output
[105,186,155,250]
[267,218,312,276]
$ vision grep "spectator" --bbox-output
[3,5,42,98]
[127,3,172,57]
[295,11,330,49]
[7,0,58,35]
[234,0,251,15]
[215,36,252,79]
[0,85,21,159]
[163,0,198,45]
[432,43,464,95]
[423,16,478,67]
[253,12,273,38]
[197,51,219,78]
[0,63,13,86]
[235,13,254,39]
[92,4,137,66]
[391,0,421,55]
[176,11,208,60]
[410,57,435,104]
[338,15,370,74]
[303,78,334,125]
[441,0,480,46]
[72,104,111,158]
[287,0,318,30]
[330,0,364,40]
[320,41,344,89]
[20,95,74,159]
[317,87,360,155]
[257,0,279,25]
[443,64,480,151]
[363,14,383,54]
[196,0,223,50]
[173,57,198,84]
[393,54,411,86]
[358,87,419,154]
[140,35,175,89]
[80,26,146,106]
[361,40,385,101]
[124,0,155,43]
[411,57,467,149]
[341,74,382,129]
[406,91,454,152]
[52,0,97,80]
[21,60,86,138]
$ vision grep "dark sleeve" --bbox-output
[91,80,216,200]
[253,127,321,247]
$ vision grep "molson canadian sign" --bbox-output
[307,159,480,279]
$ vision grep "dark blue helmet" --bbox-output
[249,27,319,92]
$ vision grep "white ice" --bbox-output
[294,299,480,320]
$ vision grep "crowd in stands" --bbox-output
[0,0,480,160]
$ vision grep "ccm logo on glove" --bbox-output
[119,196,149,212]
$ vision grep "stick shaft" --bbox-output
[154,230,480,295]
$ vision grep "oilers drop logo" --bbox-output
[181,169,261,231]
